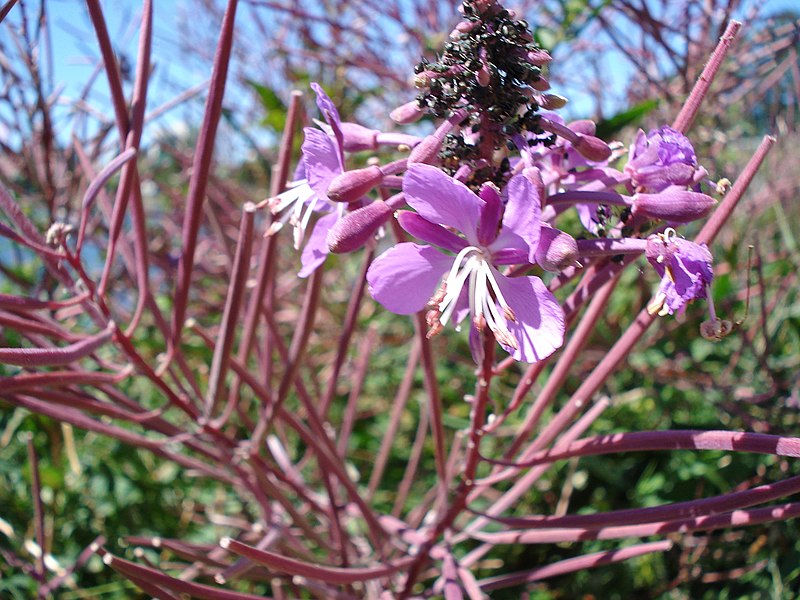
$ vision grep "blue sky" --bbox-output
[8,0,798,150]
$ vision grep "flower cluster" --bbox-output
[268,0,724,362]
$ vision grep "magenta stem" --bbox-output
[673,20,742,134]
[479,541,672,591]
[321,246,375,417]
[226,90,304,417]
[170,0,239,355]
[367,340,421,500]
[470,500,800,545]
[221,537,415,586]
[0,321,113,367]
[205,203,256,418]
[76,147,137,254]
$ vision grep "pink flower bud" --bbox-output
[390,100,425,124]
[573,135,612,162]
[527,49,552,66]
[340,122,379,152]
[567,119,596,136]
[530,75,551,91]
[455,20,479,33]
[408,110,466,165]
[534,226,578,272]
[633,187,717,223]
[326,165,384,203]
[327,201,393,253]
[408,135,443,165]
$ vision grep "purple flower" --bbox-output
[645,229,714,317]
[625,126,699,193]
[269,83,345,278]
[367,164,564,363]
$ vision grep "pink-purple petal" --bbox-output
[367,243,451,314]
[397,211,468,254]
[302,128,343,200]
[496,273,564,363]
[299,212,338,278]
[310,82,345,159]
[496,173,542,261]
[403,165,484,242]
[311,82,342,130]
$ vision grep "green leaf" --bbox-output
[534,27,558,51]
[595,99,659,138]
[245,79,287,132]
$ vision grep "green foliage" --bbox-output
[246,79,288,133]
[596,99,660,139]
[533,0,612,50]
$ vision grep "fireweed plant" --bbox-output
[0,0,794,597]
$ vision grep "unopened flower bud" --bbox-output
[567,119,596,136]
[327,201,393,253]
[534,226,578,271]
[340,122,379,152]
[327,165,384,203]
[539,94,568,110]
[390,100,425,124]
[527,49,552,66]
[408,110,465,165]
[455,20,479,34]
[633,187,716,224]
[530,75,550,91]
[573,135,612,162]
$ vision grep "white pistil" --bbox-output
[435,246,517,348]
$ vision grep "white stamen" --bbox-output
[433,246,517,348]
[439,253,478,327]
[295,194,320,249]
[481,262,514,321]
[269,182,320,250]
